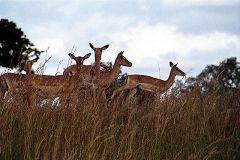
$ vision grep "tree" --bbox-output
[0,19,43,71]
[196,57,240,93]
[174,57,240,96]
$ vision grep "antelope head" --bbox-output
[169,62,186,76]
[89,43,109,61]
[68,53,91,65]
[116,51,132,67]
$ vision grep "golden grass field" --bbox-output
[0,84,240,160]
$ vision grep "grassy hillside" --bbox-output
[0,86,240,160]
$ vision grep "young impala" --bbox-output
[111,62,186,100]
[63,52,91,76]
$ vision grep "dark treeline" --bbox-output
[173,57,240,101]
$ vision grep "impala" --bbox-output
[89,43,109,79]
[63,52,91,76]
[0,72,85,105]
[18,52,35,75]
[96,51,132,88]
[111,62,186,100]
[20,59,32,75]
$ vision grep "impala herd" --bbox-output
[0,43,186,106]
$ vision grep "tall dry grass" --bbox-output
[0,85,240,160]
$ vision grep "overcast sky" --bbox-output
[1,0,240,79]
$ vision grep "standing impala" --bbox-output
[63,52,91,76]
[18,52,35,75]
[0,72,85,105]
[111,62,186,100]
[20,59,32,75]
[89,43,109,80]
[95,51,132,97]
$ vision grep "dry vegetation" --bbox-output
[0,84,240,160]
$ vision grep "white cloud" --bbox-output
[161,0,240,7]
[26,21,66,55]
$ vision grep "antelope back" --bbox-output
[63,65,81,76]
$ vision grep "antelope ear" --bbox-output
[89,43,95,50]
[169,61,174,67]
[68,53,76,59]
[84,53,91,59]
[101,44,109,50]
[119,51,124,55]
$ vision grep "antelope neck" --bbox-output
[160,68,176,92]
[100,59,121,86]
[94,56,101,77]
[109,59,121,79]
